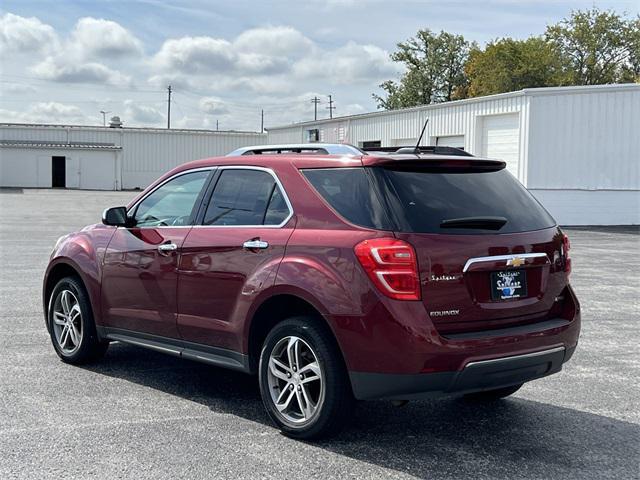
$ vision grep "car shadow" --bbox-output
[84,342,639,479]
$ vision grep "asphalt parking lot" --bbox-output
[0,188,638,479]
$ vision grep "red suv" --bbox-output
[43,143,580,439]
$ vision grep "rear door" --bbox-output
[177,167,294,352]
[374,165,567,335]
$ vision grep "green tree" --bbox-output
[373,30,473,109]
[621,16,640,82]
[465,37,569,97]
[545,8,639,85]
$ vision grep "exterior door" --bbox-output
[52,156,66,187]
[101,168,212,338]
[177,167,294,352]
[481,113,520,178]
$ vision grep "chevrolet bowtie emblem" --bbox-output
[507,256,525,267]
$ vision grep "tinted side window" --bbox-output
[134,170,209,227]
[203,169,289,226]
[302,168,391,230]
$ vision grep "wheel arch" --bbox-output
[246,292,346,374]
[43,259,93,329]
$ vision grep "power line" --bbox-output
[0,75,164,93]
[327,94,335,119]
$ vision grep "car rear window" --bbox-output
[302,168,392,230]
[376,167,555,234]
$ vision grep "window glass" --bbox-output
[302,168,391,230]
[134,170,209,227]
[377,167,555,234]
[203,169,289,226]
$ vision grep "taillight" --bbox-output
[562,233,571,275]
[354,238,420,301]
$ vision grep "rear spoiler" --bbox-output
[361,145,473,157]
[363,156,507,172]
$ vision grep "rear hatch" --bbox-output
[370,160,568,335]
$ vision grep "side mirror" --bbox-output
[102,206,130,227]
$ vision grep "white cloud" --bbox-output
[124,99,165,125]
[152,36,235,74]
[234,26,313,57]
[30,101,83,118]
[23,17,138,87]
[0,102,85,124]
[151,26,313,78]
[149,27,395,96]
[294,41,395,84]
[31,57,132,85]
[71,17,143,58]
[199,97,230,115]
[1,82,37,94]
[0,13,58,55]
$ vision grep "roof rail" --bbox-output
[226,143,364,156]
[362,145,473,157]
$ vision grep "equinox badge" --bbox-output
[430,310,460,317]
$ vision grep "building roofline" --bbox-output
[0,122,264,136]
[0,143,122,150]
[267,83,640,131]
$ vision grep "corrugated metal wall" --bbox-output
[526,87,640,191]
[267,93,531,182]
[266,85,640,224]
[267,85,639,191]
[0,125,266,189]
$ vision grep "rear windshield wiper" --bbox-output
[440,216,507,230]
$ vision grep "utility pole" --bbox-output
[216,119,219,131]
[166,85,172,129]
[99,110,110,127]
[310,96,321,121]
[327,94,335,119]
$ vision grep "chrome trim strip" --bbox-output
[107,333,181,356]
[462,252,549,273]
[193,165,294,229]
[125,165,294,230]
[465,346,565,368]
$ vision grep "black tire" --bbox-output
[47,276,109,364]
[463,383,523,401]
[258,316,354,440]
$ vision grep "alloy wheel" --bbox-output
[51,289,83,355]
[266,336,325,425]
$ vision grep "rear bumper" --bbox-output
[350,345,574,400]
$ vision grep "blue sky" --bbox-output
[1,0,637,130]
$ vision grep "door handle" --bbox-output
[158,242,178,255]
[243,239,269,250]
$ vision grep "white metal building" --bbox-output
[267,84,640,225]
[0,124,266,190]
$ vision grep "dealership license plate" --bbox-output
[490,270,527,300]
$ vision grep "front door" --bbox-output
[177,167,294,352]
[101,169,212,338]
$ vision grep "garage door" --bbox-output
[480,114,520,178]
[436,135,465,149]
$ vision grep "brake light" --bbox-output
[562,233,571,275]
[354,238,420,300]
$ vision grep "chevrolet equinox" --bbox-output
[43,143,580,439]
